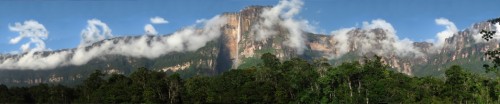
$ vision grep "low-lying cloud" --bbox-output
[0,15,227,70]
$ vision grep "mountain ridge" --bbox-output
[0,5,499,86]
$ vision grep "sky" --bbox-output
[0,0,499,53]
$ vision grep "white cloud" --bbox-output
[473,22,500,43]
[254,0,311,54]
[496,22,500,36]
[196,19,207,24]
[0,50,71,69]
[329,19,423,59]
[434,18,458,48]
[362,19,396,35]
[150,16,169,24]
[8,20,49,52]
[362,19,422,58]
[144,24,158,35]
[425,39,435,43]
[329,28,355,58]
[0,20,73,69]
[145,16,169,35]
[80,19,113,46]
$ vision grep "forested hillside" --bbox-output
[0,53,498,103]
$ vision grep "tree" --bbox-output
[129,67,170,103]
[47,84,76,103]
[166,73,183,104]
[0,84,11,102]
[78,70,105,103]
[261,53,281,69]
[3,53,500,103]
[183,76,212,103]
[443,65,472,103]
[102,74,132,103]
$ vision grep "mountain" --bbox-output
[0,5,499,86]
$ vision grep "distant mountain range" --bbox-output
[0,6,499,86]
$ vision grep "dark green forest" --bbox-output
[0,53,499,103]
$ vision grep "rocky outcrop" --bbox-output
[162,62,192,71]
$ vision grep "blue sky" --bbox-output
[0,0,499,53]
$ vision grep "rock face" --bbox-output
[221,12,241,69]
[219,6,298,69]
[409,21,499,75]
[302,18,500,76]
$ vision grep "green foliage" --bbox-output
[479,19,500,102]
[237,56,263,69]
[261,53,281,69]
[482,20,500,77]
[0,53,498,103]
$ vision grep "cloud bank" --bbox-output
[0,15,227,70]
